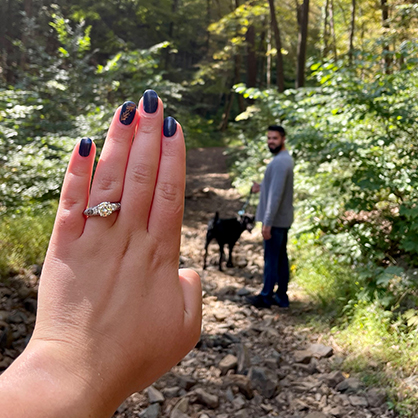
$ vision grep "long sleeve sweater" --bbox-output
[255,150,294,228]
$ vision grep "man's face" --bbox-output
[267,130,285,154]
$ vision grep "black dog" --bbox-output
[203,212,255,271]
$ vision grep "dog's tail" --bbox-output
[214,211,219,222]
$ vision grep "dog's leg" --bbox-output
[218,243,224,271]
[226,242,236,268]
[203,233,212,270]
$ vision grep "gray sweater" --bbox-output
[256,150,294,228]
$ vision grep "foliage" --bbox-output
[0,203,56,277]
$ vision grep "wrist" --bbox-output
[0,340,111,418]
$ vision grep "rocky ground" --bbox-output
[0,147,394,417]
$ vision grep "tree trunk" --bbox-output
[296,0,310,88]
[381,0,391,74]
[329,0,337,60]
[266,25,272,87]
[267,0,285,92]
[246,25,257,87]
[165,0,179,69]
[322,0,330,59]
[348,0,356,65]
[20,0,33,71]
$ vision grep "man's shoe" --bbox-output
[271,294,289,308]
[246,294,272,309]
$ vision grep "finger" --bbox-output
[147,118,185,253]
[178,268,202,344]
[52,138,96,243]
[84,101,139,231]
[120,90,163,230]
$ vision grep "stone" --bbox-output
[237,344,251,374]
[225,374,253,399]
[236,256,248,268]
[248,367,278,399]
[171,409,190,418]
[367,387,386,407]
[178,375,197,390]
[139,403,161,418]
[349,395,368,407]
[193,388,219,408]
[293,349,312,364]
[219,354,238,375]
[336,377,362,393]
[232,395,246,409]
[173,397,189,414]
[234,409,250,418]
[305,413,328,418]
[147,385,165,404]
[322,371,345,388]
[308,343,333,359]
[162,386,182,398]
[237,288,251,296]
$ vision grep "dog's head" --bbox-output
[239,214,255,232]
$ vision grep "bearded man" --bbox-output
[247,125,294,309]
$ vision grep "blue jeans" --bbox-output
[260,227,289,303]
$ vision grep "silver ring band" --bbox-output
[84,201,121,217]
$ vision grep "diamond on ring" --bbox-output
[84,202,121,217]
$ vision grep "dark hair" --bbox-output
[268,125,286,137]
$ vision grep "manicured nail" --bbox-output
[143,89,158,113]
[79,137,92,157]
[119,101,137,125]
[164,117,177,138]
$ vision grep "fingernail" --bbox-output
[143,89,158,113]
[79,137,92,157]
[119,101,137,125]
[164,117,177,137]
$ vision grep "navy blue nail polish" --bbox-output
[120,101,137,125]
[79,137,92,157]
[143,89,158,113]
[164,117,177,137]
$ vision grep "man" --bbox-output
[247,125,294,309]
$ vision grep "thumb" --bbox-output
[178,268,202,343]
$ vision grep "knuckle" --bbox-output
[96,173,119,193]
[158,181,180,203]
[130,162,154,185]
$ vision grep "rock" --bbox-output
[162,386,181,398]
[7,310,28,324]
[322,371,345,388]
[237,288,251,296]
[349,395,368,407]
[178,375,197,390]
[225,374,253,399]
[219,354,238,375]
[173,397,189,414]
[236,257,248,268]
[293,349,312,364]
[193,388,219,408]
[139,403,161,418]
[232,394,246,409]
[248,366,278,399]
[147,385,164,404]
[234,409,250,418]
[237,344,251,374]
[305,413,328,418]
[171,410,190,418]
[0,356,13,370]
[213,310,228,322]
[367,387,386,407]
[308,343,333,359]
[336,377,362,393]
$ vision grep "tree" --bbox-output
[348,0,356,65]
[296,0,310,88]
[267,0,285,92]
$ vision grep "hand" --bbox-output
[0,91,202,418]
[251,181,260,193]
[262,225,272,240]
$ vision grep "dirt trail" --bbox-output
[115,147,393,418]
[0,147,393,418]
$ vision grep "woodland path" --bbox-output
[115,147,393,418]
[0,147,393,418]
